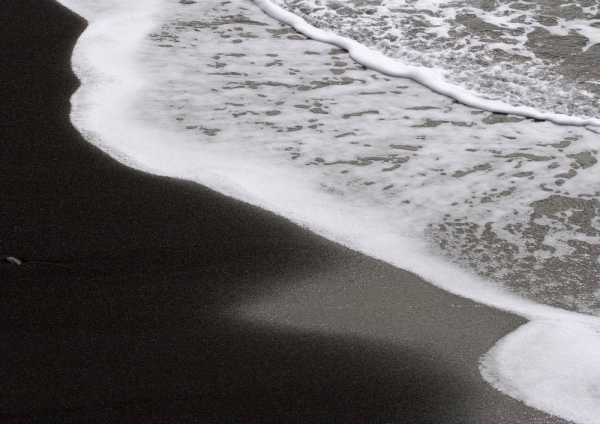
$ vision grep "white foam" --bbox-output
[265,0,600,121]
[59,0,167,171]
[56,0,600,422]
[481,320,600,424]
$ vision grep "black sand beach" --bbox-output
[0,1,570,422]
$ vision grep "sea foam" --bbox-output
[265,0,600,122]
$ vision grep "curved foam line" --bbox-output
[253,0,600,127]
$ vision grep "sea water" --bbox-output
[56,0,600,421]
[268,0,600,120]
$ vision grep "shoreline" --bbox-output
[0,0,570,422]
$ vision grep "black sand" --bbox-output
[0,0,570,422]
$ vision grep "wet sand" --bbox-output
[0,0,571,422]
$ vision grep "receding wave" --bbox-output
[269,0,600,120]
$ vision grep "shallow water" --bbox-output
[273,0,600,118]
[57,0,600,421]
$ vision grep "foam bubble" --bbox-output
[481,320,600,424]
